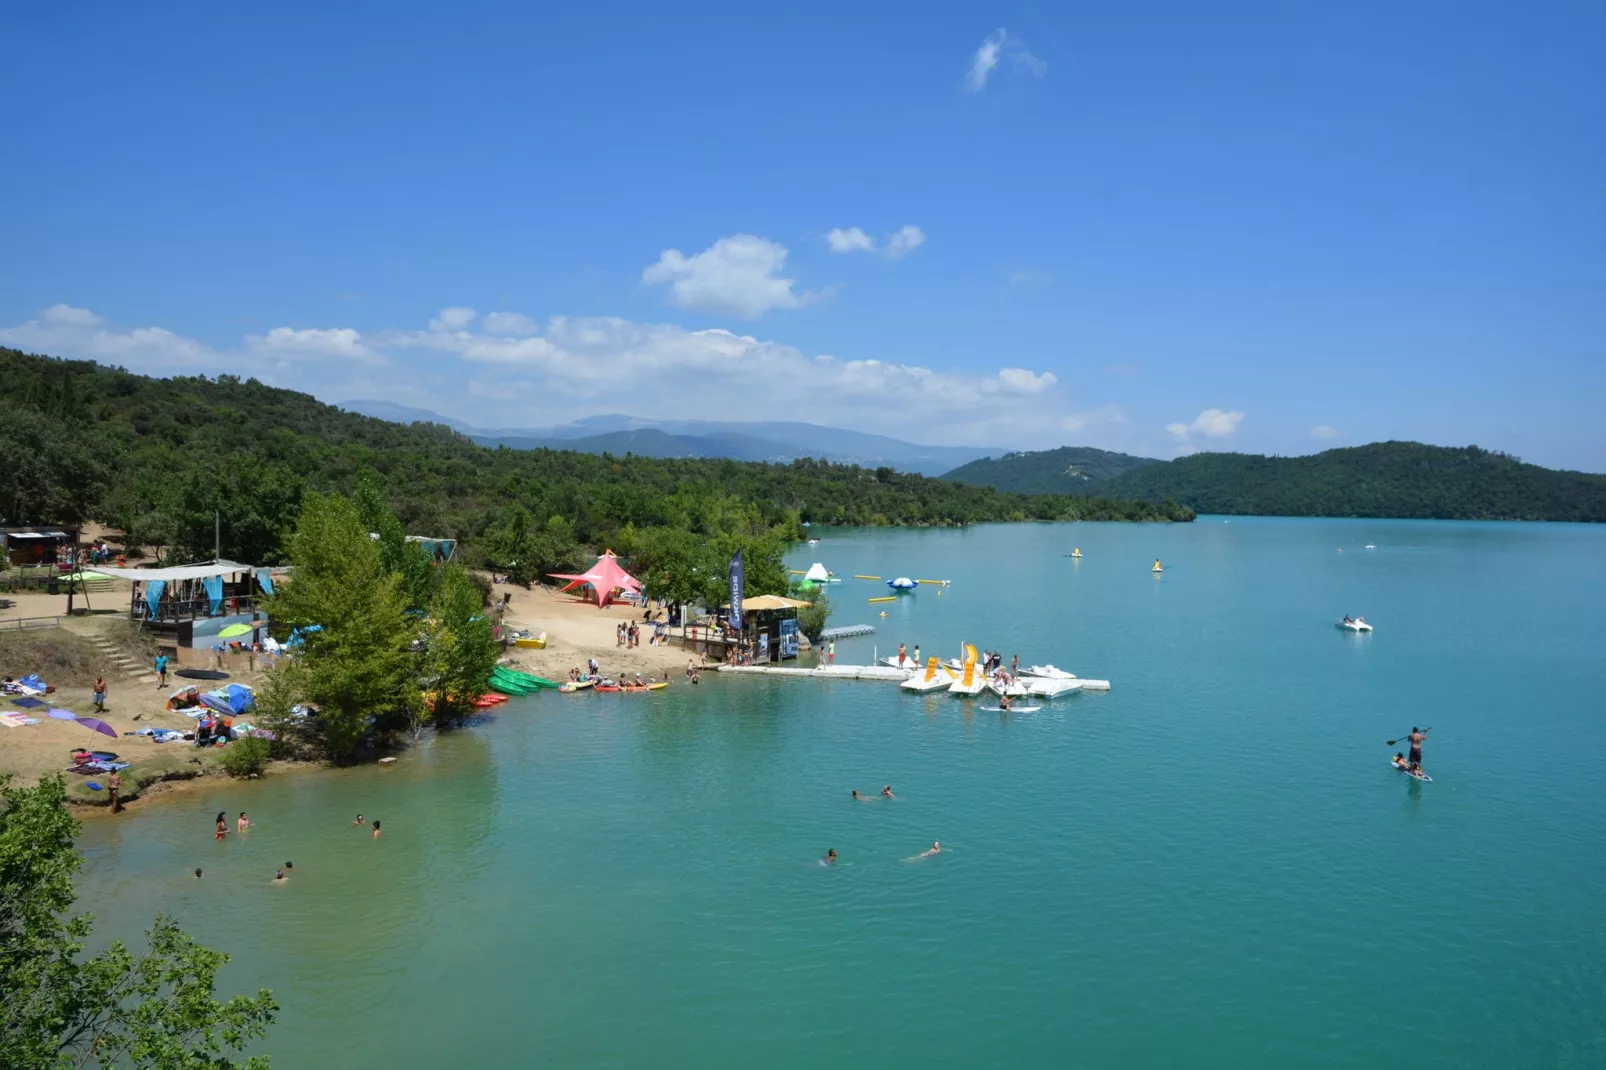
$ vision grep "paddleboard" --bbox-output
[1392,760,1432,782]
[981,705,1041,712]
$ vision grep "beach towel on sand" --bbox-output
[10,696,45,709]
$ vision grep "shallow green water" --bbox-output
[75,518,1606,1067]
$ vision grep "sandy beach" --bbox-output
[1,573,717,804]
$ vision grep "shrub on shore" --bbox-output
[219,736,271,778]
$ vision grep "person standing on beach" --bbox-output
[154,652,169,688]
[107,770,122,814]
[92,674,107,713]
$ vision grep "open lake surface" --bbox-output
[75,518,1606,1067]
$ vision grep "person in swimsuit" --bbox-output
[354,814,364,825]
[852,790,874,802]
[214,812,228,840]
[822,849,837,865]
[237,812,250,833]
[371,820,382,838]
[93,675,107,713]
[881,785,894,798]
[1407,727,1429,769]
[194,868,203,879]
[906,841,941,861]
[272,868,287,883]
[999,694,1012,711]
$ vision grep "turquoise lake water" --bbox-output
[74,518,1606,1067]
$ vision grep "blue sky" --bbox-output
[3,4,1603,469]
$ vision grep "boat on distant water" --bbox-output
[1152,559,1164,573]
[1336,616,1373,633]
[1365,543,1377,550]
[1070,548,1082,558]
[900,658,955,692]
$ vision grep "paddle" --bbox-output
[1386,726,1432,747]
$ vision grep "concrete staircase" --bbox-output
[83,632,159,686]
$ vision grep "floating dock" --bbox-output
[717,664,1111,689]
[818,624,875,639]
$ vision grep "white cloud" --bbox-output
[642,234,818,318]
[1310,424,1344,439]
[42,303,103,326]
[429,307,478,332]
[884,225,926,260]
[245,326,384,365]
[482,311,540,336]
[826,227,875,254]
[996,367,1057,393]
[0,306,217,368]
[826,224,926,260]
[965,29,1045,92]
[1167,408,1245,440]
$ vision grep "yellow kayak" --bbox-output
[514,632,547,649]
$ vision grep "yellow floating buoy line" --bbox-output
[854,574,881,581]
[916,579,949,586]
[788,569,807,575]
[867,596,897,603]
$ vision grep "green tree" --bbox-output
[483,505,538,586]
[0,775,276,1069]
[355,475,437,611]
[420,566,501,728]
[265,492,421,762]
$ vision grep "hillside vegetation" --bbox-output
[0,348,1194,568]
[943,446,1162,493]
[1094,442,1606,522]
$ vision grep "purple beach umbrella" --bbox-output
[48,708,78,720]
[74,716,118,738]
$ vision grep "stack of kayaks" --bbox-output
[488,666,560,696]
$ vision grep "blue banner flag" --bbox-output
[728,550,744,632]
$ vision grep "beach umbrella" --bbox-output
[74,716,118,739]
[218,623,256,638]
[47,708,78,720]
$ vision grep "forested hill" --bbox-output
[1093,442,1606,522]
[943,446,1162,493]
[0,348,1194,566]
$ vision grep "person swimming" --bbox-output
[371,820,382,838]
[214,812,228,840]
[354,814,365,825]
[193,868,203,880]
[272,868,287,883]
[822,849,837,865]
[905,841,942,861]
[237,812,250,833]
[852,790,875,802]
[284,861,294,871]
[881,785,894,798]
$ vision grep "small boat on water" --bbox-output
[1365,543,1377,550]
[1071,548,1082,558]
[1152,559,1164,573]
[947,660,988,696]
[1021,665,1076,680]
[900,658,955,692]
[621,682,668,692]
[1336,617,1373,632]
[1025,677,1083,698]
[558,678,596,693]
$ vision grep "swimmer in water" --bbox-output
[852,790,875,802]
[371,820,382,839]
[237,812,250,833]
[272,868,287,883]
[214,812,228,840]
[881,785,894,798]
[284,861,294,872]
[905,841,942,861]
[354,814,364,826]
[193,868,203,880]
[822,849,837,865]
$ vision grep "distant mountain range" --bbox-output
[341,401,1001,476]
[942,446,1163,493]
[946,441,1606,522]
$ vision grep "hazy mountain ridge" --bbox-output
[942,447,1164,493]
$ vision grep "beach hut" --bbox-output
[549,550,643,609]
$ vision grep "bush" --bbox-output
[796,593,830,642]
[219,736,271,778]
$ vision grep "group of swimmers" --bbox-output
[199,809,382,885]
[822,786,943,865]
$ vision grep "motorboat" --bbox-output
[1365,543,1376,550]
[1021,664,1077,680]
[887,577,918,592]
[807,538,820,545]
[1025,677,1083,698]
[1336,617,1374,633]
[900,658,955,692]
[947,660,988,695]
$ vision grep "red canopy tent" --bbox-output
[549,550,643,608]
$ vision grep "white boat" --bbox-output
[877,656,919,672]
[900,659,955,692]
[1025,677,1083,698]
[1336,617,1374,632]
[985,677,1030,698]
[807,538,820,545]
[947,660,987,695]
[1021,664,1077,680]
[1365,543,1376,550]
